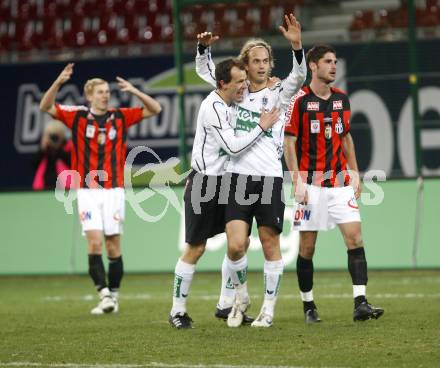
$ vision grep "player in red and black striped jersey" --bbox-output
[284,45,384,323]
[40,63,162,315]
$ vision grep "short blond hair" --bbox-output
[83,78,107,97]
[238,38,275,69]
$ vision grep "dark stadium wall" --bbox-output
[0,179,438,275]
[0,39,439,190]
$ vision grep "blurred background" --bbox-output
[0,0,438,275]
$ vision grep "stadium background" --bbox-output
[0,0,439,275]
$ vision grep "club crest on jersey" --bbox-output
[307,101,319,111]
[333,100,343,110]
[108,127,116,140]
[310,120,320,133]
[98,128,106,145]
[325,125,332,139]
[335,117,344,134]
[262,96,268,106]
[86,124,96,139]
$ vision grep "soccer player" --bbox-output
[283,44,384,323]
[168,58,280,329]
[196,14,306,327]
[40,63,162,314]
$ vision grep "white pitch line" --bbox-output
[0,362,347,368]
[41,292,440,303]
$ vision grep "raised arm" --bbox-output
[40,63,74,117]
[212,105,279,156]
[278,14,307,110]
[116,77,162,118]
[195,32,219,88]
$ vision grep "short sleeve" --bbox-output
[284,93,301,137]
[119,107,144,128]
[55,104,84,129]
[343,95,351,135]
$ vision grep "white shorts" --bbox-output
[77,188,125,235]
[292,185,361,231]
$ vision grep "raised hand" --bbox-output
[260,107,280,131]
[197,31,220,47]
[116,76,137,94]
[278,13,302,50]
[55,63,74,85]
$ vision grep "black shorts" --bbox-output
[225,173,285,234]
[184,170,226,244]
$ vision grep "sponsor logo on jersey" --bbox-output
[325,125,332,139]
[335,118,344,134]
[307,101,319,111]
[86,124,96,138]
[108,126,116,140]
[311,120,320,133]
[333,100,343,110]
[236,106,272,137]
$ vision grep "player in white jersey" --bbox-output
[169,58,280,329]
[195,14,307,327]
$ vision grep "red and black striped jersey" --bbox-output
[285,86,351,187]
[55,104,143,189]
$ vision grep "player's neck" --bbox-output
[248,79,267,92]
[309,80,332,100]
[90,107,108,116]
[216,89,233,106]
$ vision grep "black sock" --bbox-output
[108,256,123,292]
[297,255,316,312]
[88,254,107,291]
[347,247,368,285]
[348,247,368,307]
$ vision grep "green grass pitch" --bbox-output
[1,270,439,368]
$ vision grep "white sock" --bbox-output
[170,259,195,316]
[226,255,249,303]
[99,287,111,299]
[262,259,284,317]
[353,285,366,298]
[226,255,248,286]
[300,290,314,302]
[110,290,119,301]
[217,255,235,309]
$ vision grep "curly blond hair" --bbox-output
[83,78,107,97]
[238,38,275,69]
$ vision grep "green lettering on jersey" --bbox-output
[219,148,227,157]
[235,107,273,138]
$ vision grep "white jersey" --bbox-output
[196,46,307,177]
[191,90,265,176]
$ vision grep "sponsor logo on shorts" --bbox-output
[113,211,121,221]
[347,197,359,209]
[294,209,311,221]
[80,211,92,221]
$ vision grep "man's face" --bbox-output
[223,66,247,103]
[87,82,110,112]
[246,46,271,85]
[312,52,337,84]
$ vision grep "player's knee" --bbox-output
[185,243,206,262]
[88,239,102,253]
[344,233,363,248]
